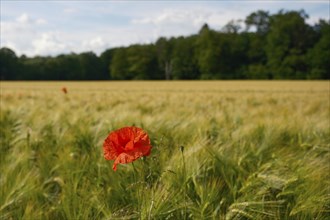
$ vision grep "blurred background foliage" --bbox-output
[1,10,329,80]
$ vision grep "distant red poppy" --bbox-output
[103,126,152,171]
[61,87,68,94]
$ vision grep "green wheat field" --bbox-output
[0,81,329,219]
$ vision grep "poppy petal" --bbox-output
[125,140,135,151]
[103,132,123,160]
[112,151,143,171]
[116,127,135,145]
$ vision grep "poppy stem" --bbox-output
[132,162,137,183]
[132,162,140,217]
[26,128,31,148]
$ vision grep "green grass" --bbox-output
[0,81,329,219]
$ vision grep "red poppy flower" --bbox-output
[61,87,68,94]
[103,126,152,171]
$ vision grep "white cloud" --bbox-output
[1,13,52,56]
[36,18,47,25]
[32,32,68,55]
[132,8,208,27]
[16,13,30,23]
[83,37,105,48]
[1,1,329,57]
[63,8,76,14]
[12,13,47,26]
[82,37,108,54]
[132,7,245,33]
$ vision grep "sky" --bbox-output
[1,0,329,57]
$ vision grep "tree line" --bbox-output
[1,10,329,80]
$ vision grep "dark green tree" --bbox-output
[195,24,221,79]
[245,10,270,34]
[266,10,314,79]
[19,56,48,80]
[78,52,104,80]
[125,44,160,80]
[171,36,200,79]
[0,47,19,80]
[244,10,270,79]
[110,48,129,80]
[196,23,249,79]
[156,37,174,80]
[307,19,330,79]
[100,48,116,79]
[43,57,62,80]
[222,20,243,34]
[56,53,82,80]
